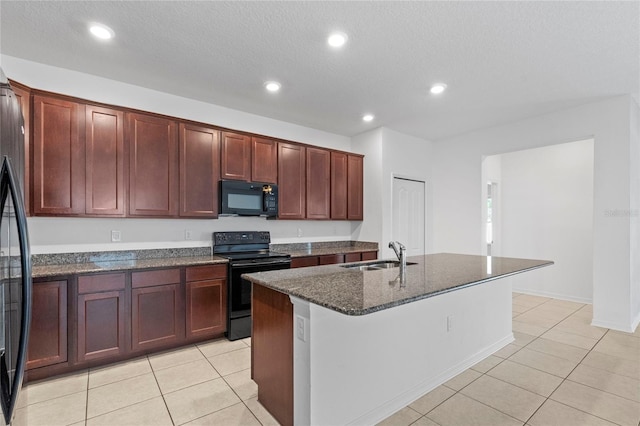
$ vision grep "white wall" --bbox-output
[432,95,637,331]
[498,140,594,302]
[351,127,433,259]
[351,128,383,246]
[1,56,358,253]
[629,97,640,329]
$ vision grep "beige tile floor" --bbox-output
[13,293,640,426]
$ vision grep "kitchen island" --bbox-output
[245,253,553,426]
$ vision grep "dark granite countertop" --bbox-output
[271,241,378,258]
[32,256,228,278]
[31,247,229,278]
[243,253,553,316]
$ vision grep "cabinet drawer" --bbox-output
[78,273,126,294]
[290,256,319,268]
[361,251,378,261]
[318,254,345,265]
[186,264,227,282]
[131,268,180,288]
[344,253,362,263]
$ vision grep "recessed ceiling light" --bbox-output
[264,81,281,92]
[362,114,374,122]
[430,83,447,94]
[328,32,348,48]
[89,23,114,40]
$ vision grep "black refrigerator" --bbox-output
[0,68,32,425]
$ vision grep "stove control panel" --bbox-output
[213,231,271,246]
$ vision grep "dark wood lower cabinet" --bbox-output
[131,282,184,352]
[27,280,68,370]
[77,273,127,362]
[186,265,227,340]
[291,251,378,268]
[252,284,293,426]
[361,250,378,261]
[26,265,228,382]
[290,256,319,269]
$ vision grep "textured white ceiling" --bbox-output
[1,1,638,141]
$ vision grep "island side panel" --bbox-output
[251,283,294,426]
[304,277,514,425]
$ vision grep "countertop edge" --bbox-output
[32,256,229,278]
[246,256,554,316]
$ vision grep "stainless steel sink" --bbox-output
[341,260,416,271]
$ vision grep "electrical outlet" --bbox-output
[297,228,303,237]
[111,230,121,242]
[185,230,193,240]
[296,316,306,341]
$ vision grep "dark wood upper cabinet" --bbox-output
[11,83,31,216]
[251,137,278,184]
[278,142,306,219]
[347,154,364,221]
[127,112,178,217]
[306,147,330,219]
[179,123,220,217]
[330,151,348,220]
[33,95,85,215]
[85,105,125,216]
[220,131,251,181]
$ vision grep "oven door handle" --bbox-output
[230,259,291,268]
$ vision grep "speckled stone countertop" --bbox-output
[31,247,227,278]
[243,253,553,316]
[271,241,378,257]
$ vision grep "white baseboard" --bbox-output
[593,313,640,333]
[512,287,592,304]
[348,334,515,426]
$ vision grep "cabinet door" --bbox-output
[330,152,348,220]
[127,112,178,217]
[77,273,127,362]
[251,137,277,183]
[33,95,85,215]
[186,279,226,339]
[85,105,125,215]
[220,131,251,181]
[179,123,220,217]
[131,284,183,352]
[278,143,306,219]
[27,280,67,369]
[306,147,330,219]
[131,268,183,352]
[77,291,126,362]
[347,154,364,220]
[11,83,31,216]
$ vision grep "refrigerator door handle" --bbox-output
[0,156,31,425]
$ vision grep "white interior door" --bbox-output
[392,177,425,256]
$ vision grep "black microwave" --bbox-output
[220,180,278,217]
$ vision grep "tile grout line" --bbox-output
[195,341,265,425]
[522,321,616,425]
[148,351,178,426]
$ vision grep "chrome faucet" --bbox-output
[389,241,406,266]
[389,241,407,286]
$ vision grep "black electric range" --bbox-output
[213,231,291,340]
